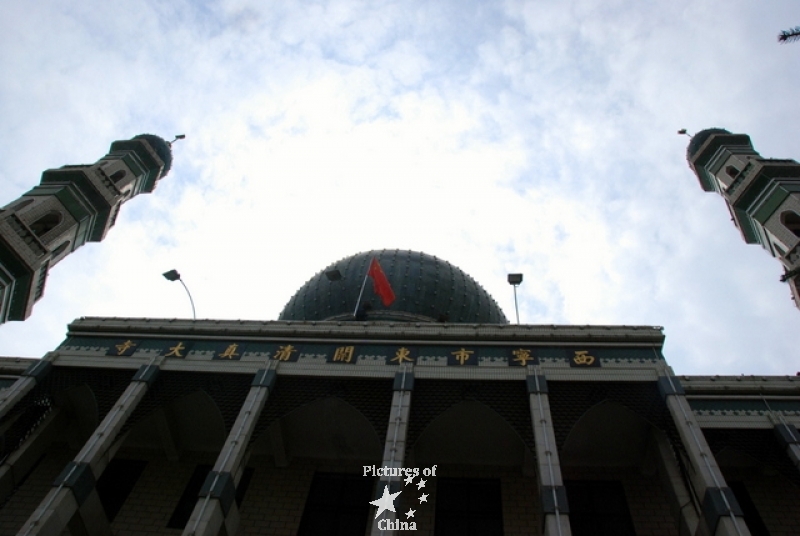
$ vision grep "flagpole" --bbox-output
[353,260,371,317]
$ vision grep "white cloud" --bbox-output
[0,0,798,375]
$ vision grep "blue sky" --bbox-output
[1,0,798,374]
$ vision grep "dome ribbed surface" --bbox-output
[133,134,173,176]
[279,250,509,324]
[686,128,730,160]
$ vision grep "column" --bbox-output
[182,365,278,536]
[0,409,65,504]
[16,359,162,536]
[659,374,751,536]
[370,366,413,536]
[0,355,54,420]
[0,354,58,501]
[773,423,800,472]
[527,368,571,536]
[650,427,701,536]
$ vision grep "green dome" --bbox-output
[133,134,173,177]
[279,250,509,324]
[686,128,730,161]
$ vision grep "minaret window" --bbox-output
[780,210,800,238]
[29,211,62,237]
[725,165,740,178]
[110,169,127,182]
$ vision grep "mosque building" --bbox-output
[0,136,799,536]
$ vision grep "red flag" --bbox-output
[368,258,396,307]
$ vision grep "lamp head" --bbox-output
[507,273,523,285]
[163,269,181,282]
[325,269,343,281]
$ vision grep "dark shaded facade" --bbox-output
[1,251,798,535]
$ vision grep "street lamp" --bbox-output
[163,269,196,320]
[325,269,343,281]
[507,273,523,324]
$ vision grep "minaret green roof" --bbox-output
[686,128,731,161]
[133,134,173,177]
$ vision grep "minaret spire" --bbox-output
[0,134,174,325]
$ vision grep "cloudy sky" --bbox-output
[0,1,798,375]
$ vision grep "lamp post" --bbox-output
[507,273,523,324]
[163,269,196,320]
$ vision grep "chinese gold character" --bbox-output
[512,348,534,366]
[218,344,240,359]
[451,348,474,365]
[115,340,136,356]
[164,342,186,357]
[333,346,355,363]
[573,350,596,366]
[272,345,297,361]
[391,347,413,364]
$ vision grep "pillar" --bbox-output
[659,374,751,536]
[182,365,278,536]
[527,369,571,536]
[370,366,413,536]
[651,427,701,536]
[0,409,65,504]
[0,355,54,420]
[773,423,800,472]
[16,359,162,536]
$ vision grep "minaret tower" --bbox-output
[687,128,800,309]
[0,134,174,324]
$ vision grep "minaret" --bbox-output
[0,134,174,324]
[687,128,800,309]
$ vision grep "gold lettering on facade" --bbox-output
[218,344,240,359]
[391,347,413,364]
[451,348,474,365]
[573,350,596,366]
[164,342,186,357]
[333,346,355,363]
[512,348,534,366]
[115,340,136,355]
[272,345,297,361]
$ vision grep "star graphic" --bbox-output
[369,485,402,519]
[404,474,415,486]
[416,479,426,490]
[406,508,416,519]
[419,493,429,504]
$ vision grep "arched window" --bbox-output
[781,210,800,239]
[29,211,62,237]
[110,169,127,182]
[725,165,739,178]
[51,241,70,257]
